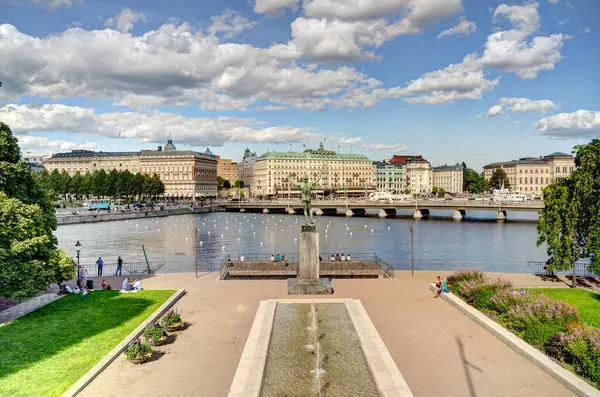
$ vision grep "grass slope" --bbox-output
[530,288,600,327]
[0,290,174,397]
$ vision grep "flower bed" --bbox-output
[447,270,600,389]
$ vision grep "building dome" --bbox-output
[164,139,176,151]
[204,148,213,156]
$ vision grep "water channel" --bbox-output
[55,210,547,274]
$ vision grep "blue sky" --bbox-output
[0,0,598,170]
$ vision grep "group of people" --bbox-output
[95,256,124,276]
[330,253,351,261]
[58,283,89,298]
[270,254,285,262]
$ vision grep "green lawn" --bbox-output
[0,290,175,397]
[530,288,600,327]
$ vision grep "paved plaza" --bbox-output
[77,271,577,397]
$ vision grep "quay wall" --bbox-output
[56,206,218,225]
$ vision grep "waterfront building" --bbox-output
[253,142,373,197]
[216,156,239,184]
[238,148,258,191]
[432,163,463,194]
[23,152,50,173]
[388,155,432,195]
[373,161,405,193]
[483,152,575,194]
[44,138,218,198]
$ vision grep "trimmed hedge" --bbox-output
[447,269,598,388]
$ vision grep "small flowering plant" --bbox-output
[125,338,152,360]
[161,308,183,328]
[143,322,168,345]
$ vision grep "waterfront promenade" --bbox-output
[79,272,577,397]
[55,205,218,225]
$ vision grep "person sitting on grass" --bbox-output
[434,276,443,298]
[133,279,143,291]
[82,286,89,299]
[101,279,112,290]
[122,278,132,291]
[73,286,81,294]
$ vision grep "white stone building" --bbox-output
[432,163,463,194]
[238,148,258,192]
[253,142,373,197]
[483,152,575,195]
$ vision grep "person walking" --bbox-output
[96,257,104,276]
[115,256,123,276]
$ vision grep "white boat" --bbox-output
[369,191,393,201]
[491,188,527,202]
[388,194,413,202]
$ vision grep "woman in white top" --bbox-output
[122,278,130,291]
[82,268,89,281]
[340,254,346,261]
[330,254,335,261]
[347,254,352,261]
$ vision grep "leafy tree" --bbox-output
[81,172,93,198]
[223,179,231,190]
[233,180,245,189]
[49,249,77,285]
[48,169,61,198]
[489,169,510,190]
[69,172,83,199]
[106,169,119,199]
[217,176,226,190]
[59,170,71,199]
[463,167,488,193]
[92,169,107,197]
[537,139,600,282]
[0,122,74,300]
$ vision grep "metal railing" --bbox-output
[527,261,597,277]
[374,254,395,279]
[218,254,231,280]
[80,261,164,276]
[222,252,394,278]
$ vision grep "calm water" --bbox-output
[54,210,547,274]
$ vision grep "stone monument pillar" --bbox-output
[288,225,333,295]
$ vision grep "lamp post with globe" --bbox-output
[75,240,81,280]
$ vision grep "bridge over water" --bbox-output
[220,199,544,221]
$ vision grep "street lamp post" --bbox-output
[75,240,81,279]
[409,227,414,276]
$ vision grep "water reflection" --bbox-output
[55,211,547,274]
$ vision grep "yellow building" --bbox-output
[483,152,575,195]
[432,163,463,194]
[44,138,218,198]
[253,142,373,197]
[216,157,239,183]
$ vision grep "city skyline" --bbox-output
[1,0,598,170]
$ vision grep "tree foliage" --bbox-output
[537,139,600,275]
[463,166,488,193]
[217,176,231,190]
[0,122,75,300]
[489,169,510,190]
[36,169,165,200]
[233,180,244,189]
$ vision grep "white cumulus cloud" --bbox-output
[105,9,147,33]
[208,9,257,39]
[535,110,600,138]
[481,3,564,79]
[16,136,97,152]
[437,16,476,38]
[487,97,560,117]
[254,0,299,14]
